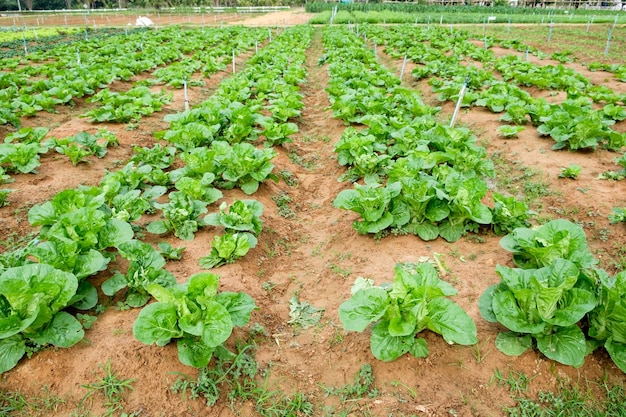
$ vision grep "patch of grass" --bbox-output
[0,390,29,415]
[328,263,351,278]
[609,243,626,272]
[80,360,135,417]
[506,379,626,417]
[279,169,299,187]
[0,386,65,417]
[0,231,37,252]
[272,191,297,219]
[288,150,320,170]
[491,367,534,395]
[171,343,314,416]
[322,364,379,402]
[302,134,330,144]
[522,176,555,202]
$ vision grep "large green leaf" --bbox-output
[492,291,545,335]
[0,335,26,373]
[133,303,182,346]
[370,321,415,362]
[495,331,532,356]
[215,292,256,327]
[98,217,134,249]
[177,336,214,368]
[387,302,416,337]
[413,221,439,241]
[201,301,233,348]
[30,312,84,348]
[478,284,501,323]
[604,337,626,374]
[101,273,128,297]
[426,298,477,345]
[438,220,465,242]
[339,287,389,332]
[535,326,587,367]
[544,288,596,327]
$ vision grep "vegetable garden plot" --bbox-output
[0,25,267,126]
[1,18,626,417]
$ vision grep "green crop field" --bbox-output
[1,9,626,416]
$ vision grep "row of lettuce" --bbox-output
[323,25,529,242]
[339,219,626,373]
[320,25,625,372]
[0,25,269,126]
[0,25,312,374]
[361,24,626,153]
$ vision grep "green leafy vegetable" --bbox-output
[132,272,256,367]
[102,240,176,308]
[558,164,582,179]
[204,199,264,236]
[147,191,209,241]
[198,232,258,269]
[339,262,477,362]
[499,219,597,270]
[0,264,84,373]
[479,259,597,367]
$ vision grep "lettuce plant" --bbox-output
[558,164,582,179]
[28,187,134,255]
[0,167,11,185]
[499,219,597,270]
[204,199,264,236]
[212,141,278,195]
[608,207,626,224]
[339,262,477,362]
[0,264,85,373]
[82,86,172,123]
[199,232,258,269]
[147,191,209,241]
[102,240,176,308]
[588,270,626,373]
[333,181,409,235]
[479,259,597,367]
[129,144,177,169]
[132,272,256,367]
[490,193,533,236]
[0,142,48,174]
[45,130,118,166]
[174,173,223,204]
[157,242,185,261]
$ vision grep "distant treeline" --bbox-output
[305,1,624,15]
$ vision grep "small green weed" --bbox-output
[0,390,29,415]
[0,189,12,207]
[272,192,297,219]
[80,360,135,417]
[322,364,379,402]
[329,263,352,278]
[491,367,534,395]
[506,379,626,417]
[279,169,299,187]
[0,386,65,416]
[288,295,325,331]
[171,343,314,416]
[288,150,319,170]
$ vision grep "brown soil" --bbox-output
[1,11,626,417]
